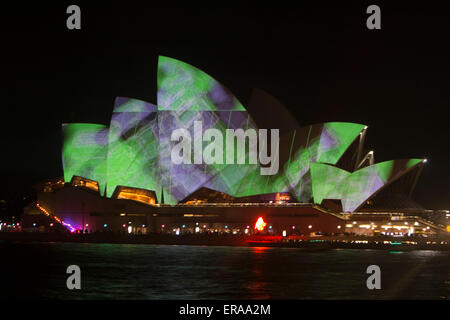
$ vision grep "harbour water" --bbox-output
[0,242,448,299]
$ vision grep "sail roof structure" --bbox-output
[61,56,425,211]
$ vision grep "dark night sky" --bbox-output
[0,1,449,209]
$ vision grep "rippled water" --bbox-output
[0,242,448,299]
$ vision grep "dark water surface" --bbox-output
[0,242,448,299]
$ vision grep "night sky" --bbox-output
[1,1,449,211]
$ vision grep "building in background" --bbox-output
[19,56,449,236]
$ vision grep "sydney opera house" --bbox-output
[21,56,449,237]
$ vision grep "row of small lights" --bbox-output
[0,222,20,229]
[156,218,321,235]
[29,221,148,232]
[35,204,151,234]
[31,209,438,235]
[346,221,423,227]
[36,203,76,233]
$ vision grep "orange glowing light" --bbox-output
[255,217,267,231]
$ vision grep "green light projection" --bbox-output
[310,162,350,204]
[310,159,424,212]
[106,97,160,197]
[61,56,421,210]
[156,56,259,202]
[157,56,246,112]
[158,110,260,203]
[62,123,109,195]
[212,122,365,200]
[274,122,365,201]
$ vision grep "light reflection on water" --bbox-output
[0,242,448,299]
